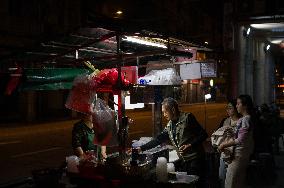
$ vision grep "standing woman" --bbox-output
[218,99,241,187]
[219,99,240,129]
[218,95,254,188]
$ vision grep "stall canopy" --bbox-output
[2,27,212,92]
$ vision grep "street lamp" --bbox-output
[116,10,123,15]
[204,94,211,131]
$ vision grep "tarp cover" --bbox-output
[21,68,90,90]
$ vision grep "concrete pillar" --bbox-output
[236,27,276,106]
[253,41,266,106]
[269,55,276,103]
[245,36,254,97]
[228,23,239,98]
[253,40,260,104]
[264,51,275,104]
[238,28,255,97]
[238,26,247,95]
[253,43,275,106]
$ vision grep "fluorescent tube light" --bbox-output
[123,36,167,49]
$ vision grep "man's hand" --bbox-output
[101,152,107,160]
[101,146,107,160]
[179,144,192,155]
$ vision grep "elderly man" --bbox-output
[138,97,208,183]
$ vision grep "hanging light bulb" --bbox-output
[246,27,251,35]
[264,44,271,52]
[243,27,251,37]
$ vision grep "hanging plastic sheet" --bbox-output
[138,68,181,85]
[21,68,90,91]
[65,74,96,114]
[92,98,118,146]
[22,82,73,91]
[25,68,90,82]
[5,66,23,95]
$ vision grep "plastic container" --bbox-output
[175,172,187,181]
[156,157,168,183]
[167,163,175,173]
[176,173,199,183]
[66,155,79,173]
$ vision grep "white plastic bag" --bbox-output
[138,68,181,85]
[93,98,113,123]
[66,155,79,173]
[92,98,118,146]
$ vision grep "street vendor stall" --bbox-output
[4,26,212,187]
[62,31,209,188]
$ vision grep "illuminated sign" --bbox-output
[201,62,217,78]
[190,79,200,84]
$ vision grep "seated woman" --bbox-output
[72,112,107,160]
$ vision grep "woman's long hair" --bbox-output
[237,95,254,115]
[237,94,257,129]
[228,99,241,118]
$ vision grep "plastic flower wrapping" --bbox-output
[138,68,181,85]
[65,73,96,114]
[65,68,131,114]
[92,98,118,146]
[65,68,132,146]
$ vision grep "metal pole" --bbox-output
[204,98,207,131]
[152,102,162,137]
[136,56,139,66]
[152,86,163,137]
[116,33,127,160]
